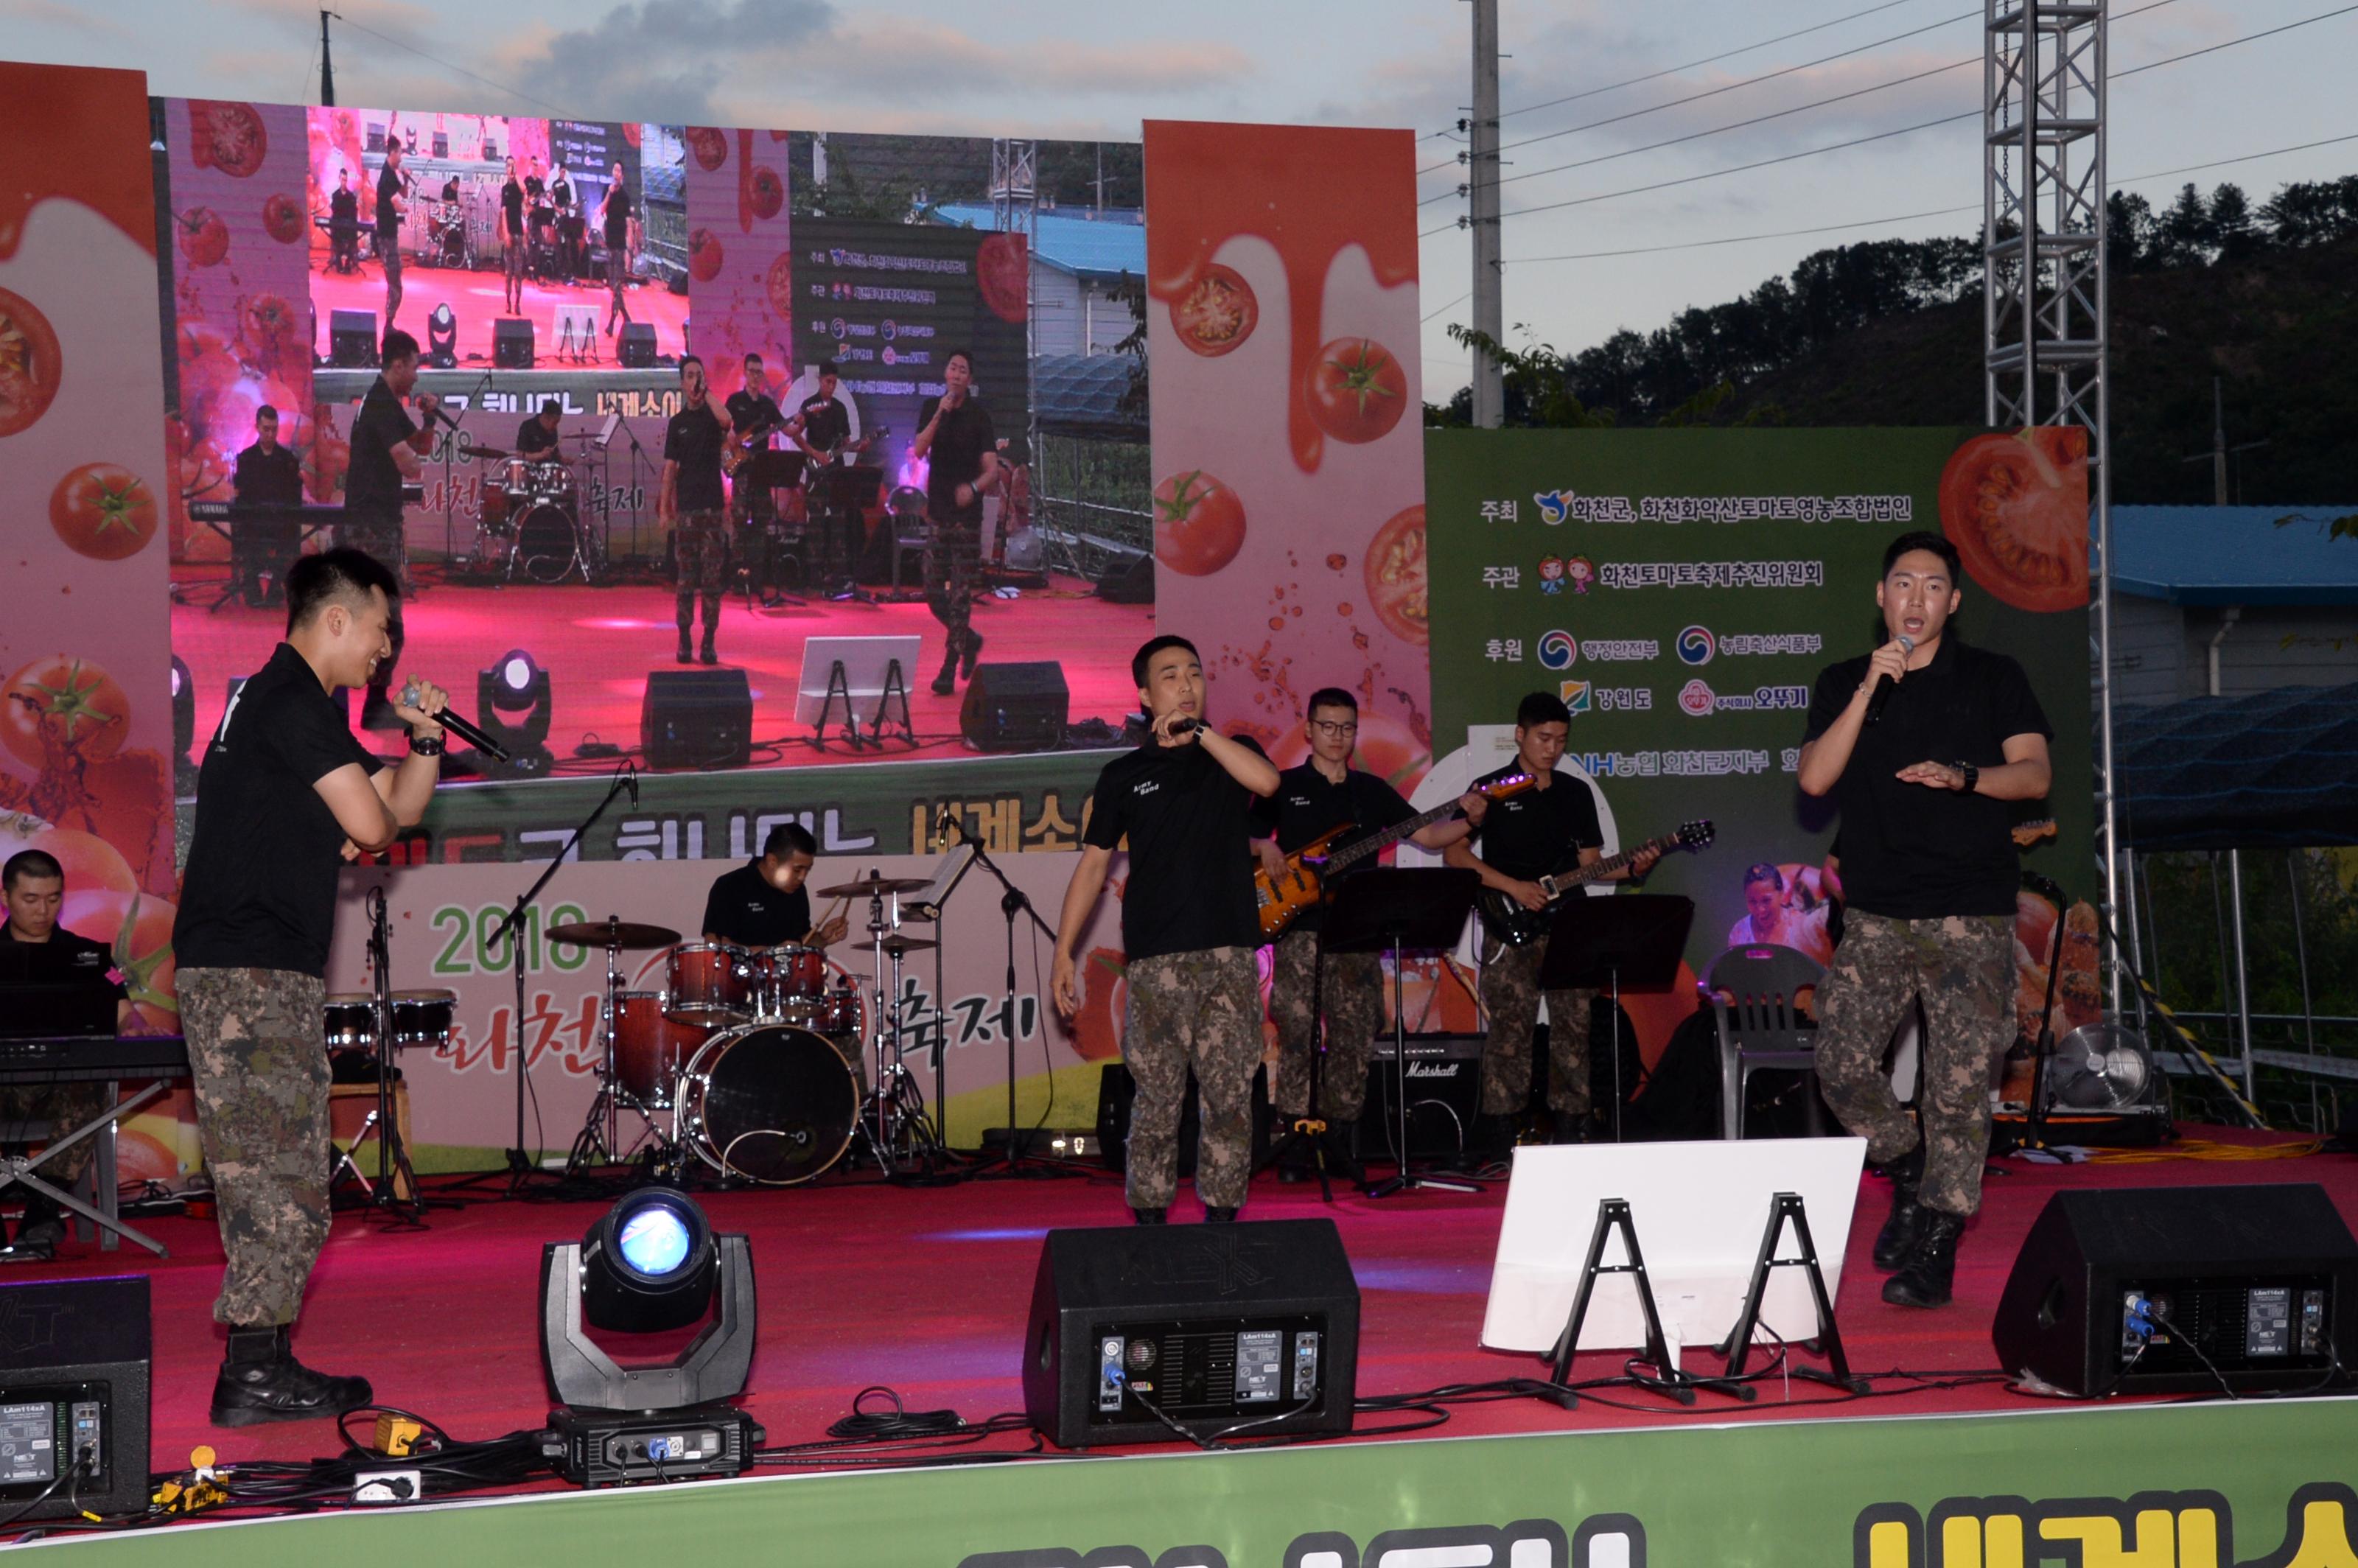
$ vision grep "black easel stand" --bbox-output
[1717,1191,1865,1393]
[944,834,1063,1178]
[1323,868,1483,1200]
[1533,895,1693,1141]
[1548,1197,1752,1405]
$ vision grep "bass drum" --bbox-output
[514,501,584,584]
[679,1023,858,1186]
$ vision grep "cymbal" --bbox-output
[876,934,937,957]
[468,444,512,460]
[547,917,682,950]
[816,873,930,897]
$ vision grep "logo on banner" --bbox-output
[1537,556,1567,595]
[1559,680,1592,715]
[1537,631,1578,670]
[1677,626,1716,665]
[1678,679,1717,717]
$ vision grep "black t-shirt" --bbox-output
[516,416,561,458]
[605,184,630,244]
[0,923,127,1004]
[374,165,400,238]
[175,642,382,978]
[724,391,783,444]
[1082,737,1265,961]
[1466,764,1601,882]
[232,442,304,507]
[344,379,416,521]
[524,174,545,206]
[700,861,812,948]
[917,396,994,522]
[1250,763,1416,933]
[665,402,726,514]
[330,188,357,225]
[551,177,572,212]
[799,394,851,460]
[500,178,525,234]
[1802,637,2051,920]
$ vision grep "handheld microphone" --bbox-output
[397,679,514,762]
[1862,634,1915,726]
[1166,715,1204,736]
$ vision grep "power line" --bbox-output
[1422,290,1474,323]
[332,14,567,116]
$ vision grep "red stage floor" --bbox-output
[311,256,688,366]
[170,573,1155,769]
[11,1130,2348,1483]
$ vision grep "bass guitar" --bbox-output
[721,411,791,477]
[1474,819,1717,947]
[1255,773,1538,939]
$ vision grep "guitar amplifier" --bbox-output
[1362,1034,1486,1157]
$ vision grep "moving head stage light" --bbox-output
[540,1189,761,1488]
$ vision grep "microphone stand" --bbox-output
[942,827,1060,1177]
[360,885,433,1225]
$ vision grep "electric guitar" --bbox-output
[1474,819,1717,947]
[1254,773,1538,939]
[721,411,791,476]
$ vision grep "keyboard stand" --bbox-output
[0,1079,170,1256]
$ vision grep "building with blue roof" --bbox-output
[928,201,1144,360]
[2107,505,2358,704]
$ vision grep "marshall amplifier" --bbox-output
[1364,1033,1484,1158]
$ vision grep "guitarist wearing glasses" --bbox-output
[1444,691,1662,1158]
[726,352,793,602]
[1251,689,1489,1166]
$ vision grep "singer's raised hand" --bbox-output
[392,677,449,734]
[1858,637,1911,700]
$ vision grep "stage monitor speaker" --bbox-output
[0,1276,150,1522]
[329,309,379,368]
[1993,1183,2358,1396]
[640,668,752,771]
[617,321,657,368]
[1096,553,1155,605]
[1023,1218,1359,1449]
[494,317,536,370]
[1095,1063,1269,1178]
[960,662,1068,752]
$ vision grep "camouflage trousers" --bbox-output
[1813,911,2012,1217]
[1122,945,1262,1212]
[179,967,332,1328]
[1267,928,1382,1121]
[925,514,981,648]
[671,511,731,595]
[0,1082,108,1192]
[1477,934,1595,1118]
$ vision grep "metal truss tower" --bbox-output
[992,139,1041,477]
[1984,0,2126,1012]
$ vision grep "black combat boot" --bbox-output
[1130,1206,1166,1225]
[931,635,961,696]
[210,1326,374,1427]
[698,594,721,665]
[1881,1211,1967,1309]
[1550,1109,1593,1146]
[1872,1142,1928,1271]
[1203,1206,1239,1223]
[961,630,985,679]
[675,603,694,664]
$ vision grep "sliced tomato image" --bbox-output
[976,231,1028,325]
[189,100,267,178]
[1938,427,2090,612]
[1362,503,1429,645]
[51,463,158,561]
[3,657,132,767]
[1169,264,1257,357]
[686,127,728,171]
[0,287,63,438]
[764,251,796,322]
[1152,469,1246,577]
[1306,337,1407,444]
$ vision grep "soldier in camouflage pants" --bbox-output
[1122,947,1262,1214]
[673,509,729,661]
[1267,928,1381,1121]
[1812,911,2012,1217]
[177,967,333,1327]
[925,515,980,662]
[1477,935,1595,1121]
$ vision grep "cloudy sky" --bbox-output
[10,0,2354,399]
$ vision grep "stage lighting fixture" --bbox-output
[425,304,459,369]
[476,648,554,778]
[540,1189,761,1488]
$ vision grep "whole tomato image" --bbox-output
[0,822,137,897]
[50,464,158,561]
[688,226,724,283]
[0,287,63,438]
[61,889,178,1033]
[1070,948,1127,1062]
[241,293,309,378]
[1362,503,1429,645]
[1306,337,1407,444]
[177,207,230,268]
[1268,705,1428,799]
[976,232,1028,325]
[746,165,784,221]
[686,127,728,171]
[1938,427,2089,612]
[189,100,267,178]
[1169,264,1258,357]
[764,252,796,323]
[1152,469,1246,577]
[4,657,132,767]
[175,320,242,406]
[262,191,307,245]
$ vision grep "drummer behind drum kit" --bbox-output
[548,870,948,1189]
[473,433,606,585]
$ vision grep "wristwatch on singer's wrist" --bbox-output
[409,728,447,756]
[1953,760,1979,794]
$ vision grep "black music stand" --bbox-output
[1324,867,1483,1199]
[1533,894,1693,1142]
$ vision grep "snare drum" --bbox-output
[611,990,707,1108]
[528,459,576,505]
[323,993,377,1050]
[389,989,457,1051]
[753,943,828,1017]
[665,941,754,1023]
[678,1023,858,1186]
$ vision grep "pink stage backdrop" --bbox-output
[682,125,794,404]
[1144,120,1430,788]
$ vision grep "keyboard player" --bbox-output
[231,405,307,606]
[0,847,128,1264]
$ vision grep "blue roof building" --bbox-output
[2105,505,2358,704]
[928,202,1144,359]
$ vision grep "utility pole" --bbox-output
[319,10,336,106]
[1468,0,1504,427]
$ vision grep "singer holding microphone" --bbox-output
[1796,530,2051,1310]
[175,547,452,1425]
[341,327,438,590]
[911,349,998,696]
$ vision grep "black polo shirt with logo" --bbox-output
[1083,735,1266,961]
[1466,765,1600,883]
[0,923,127,1004]
[1250,763,1416,934]
[664,401,726,514]
[700,861,811,948]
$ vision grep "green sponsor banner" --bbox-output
[51,1400,2358,1564]
[1425,427,2095,979]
